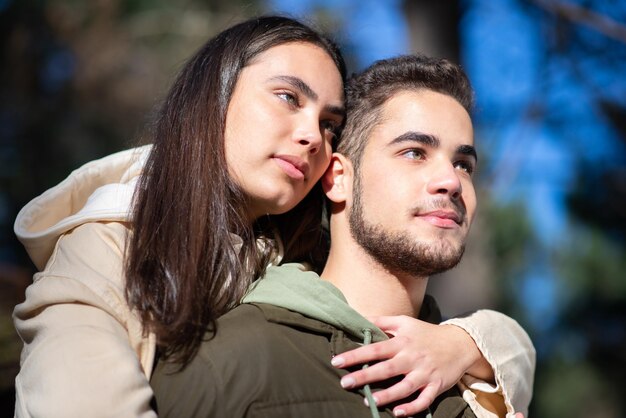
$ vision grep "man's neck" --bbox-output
[320,229,429,318]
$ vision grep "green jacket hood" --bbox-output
[242,263,389,343]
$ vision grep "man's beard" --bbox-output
[348,174,465,278]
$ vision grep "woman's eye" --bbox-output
[321,120,338,134]
[277,92,299,107]
[321,121,338,142]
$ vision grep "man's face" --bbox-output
[348,89,477,277]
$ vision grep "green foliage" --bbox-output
[479,194,537,318]
[555,226,626,303]
[535,359,620,418]
[485,198,534,276]
[542,225,626,416]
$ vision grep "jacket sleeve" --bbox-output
[13,222,157,418]
[443,310,536,418]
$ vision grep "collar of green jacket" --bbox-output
[242,262,442,344]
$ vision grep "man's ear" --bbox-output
[322,153,353,203]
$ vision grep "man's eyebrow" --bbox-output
[389,132,440,147]
[269,75,345,117]
[389,132,478,161]
[457,144,478,162]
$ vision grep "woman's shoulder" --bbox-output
[16,221,133,320]
[46,221,129,288]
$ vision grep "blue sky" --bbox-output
[267,0,626,337]
[269,0,409,68]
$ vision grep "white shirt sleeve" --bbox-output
[443,310,536,418]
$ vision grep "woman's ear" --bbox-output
[322,153,353,203]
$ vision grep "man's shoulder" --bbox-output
[197,304,279,358]
[150,304,277,417]
[183,302,335,366]
[151,302,349,417]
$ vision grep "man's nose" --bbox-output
[426,161,462,199]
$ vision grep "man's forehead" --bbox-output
[366,89,474,148]
[378,89,469,119]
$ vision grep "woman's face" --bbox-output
[224,41,344,220]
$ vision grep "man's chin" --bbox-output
[411,236,465,255]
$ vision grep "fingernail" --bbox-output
[394,409,406,417]
[340,376,355,388]
[331,356,345,367]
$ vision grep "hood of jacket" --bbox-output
[242,263,388,343]
[243,263,440,344]
[14,145,151,270]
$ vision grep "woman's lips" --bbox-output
[273,155,309,180]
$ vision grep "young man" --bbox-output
[150,55,534,418]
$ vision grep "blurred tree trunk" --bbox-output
[402,0,498,316]
[403,0,461,60]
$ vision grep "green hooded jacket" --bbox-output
[150,263,476,418]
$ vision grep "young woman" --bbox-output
[13,16,533,418]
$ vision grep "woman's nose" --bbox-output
[293,116,323,154]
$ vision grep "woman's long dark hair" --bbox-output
[125,16,346,366]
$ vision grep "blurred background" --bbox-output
[1,0,625,416]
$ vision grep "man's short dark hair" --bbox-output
[337,54,474,169]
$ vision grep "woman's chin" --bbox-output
[249,195,301,220]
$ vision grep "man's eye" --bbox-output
[455,160,475,175]
[402,149,425,160]
[277,92,299,107]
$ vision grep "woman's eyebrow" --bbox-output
[269,75,345,117]
[269,75,318,100]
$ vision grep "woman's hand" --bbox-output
[331,315,494,417]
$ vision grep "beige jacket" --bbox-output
[13,147,535,418]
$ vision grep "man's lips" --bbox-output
[417,210,462,228]
[273,155,309,180]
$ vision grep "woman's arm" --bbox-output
[331,311,535,418]
[13,222,157,418]
[443,310,536,418]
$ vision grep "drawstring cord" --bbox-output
[361,329,433,418]
[362,329,381,418]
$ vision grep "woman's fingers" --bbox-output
[332,337,405,369]
[333,316,494,414]
[360,373,442,411]
[339,355,407,389]
[389,383,440,417]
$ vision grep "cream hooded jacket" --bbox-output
[13,146,535,418]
